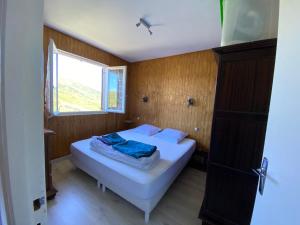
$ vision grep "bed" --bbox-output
[70,129,196,223]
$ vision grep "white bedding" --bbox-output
[71,129,196,222]
[90,136,160,170]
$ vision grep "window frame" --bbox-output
[50,49,108,116]
[103,66,127,114]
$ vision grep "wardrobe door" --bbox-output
[209,114,267,171]
[202,164,258,225]
[200,39,276,225]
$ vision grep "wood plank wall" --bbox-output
[44,26,218,158]
[127,51,218,151]
[43,26,128,159]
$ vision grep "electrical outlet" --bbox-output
[194,127,200,132]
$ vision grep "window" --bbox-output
[47,40,126,115]
[104,66,127,113]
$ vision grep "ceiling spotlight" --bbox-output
[136,18,153,35]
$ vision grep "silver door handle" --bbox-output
[252,157,268,195]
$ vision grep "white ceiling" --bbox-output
[44,0,222,62]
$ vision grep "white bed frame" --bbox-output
[71,146,194,223]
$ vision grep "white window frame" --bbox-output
[48,39,57,115]
[51,49,108,116]
[103,66,127,114]
[48,42,127,116]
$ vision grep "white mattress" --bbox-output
[71,129,196,200]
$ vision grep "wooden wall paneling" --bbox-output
[127,50,218,151]
[44,26,218,157]
[44,26,128,159]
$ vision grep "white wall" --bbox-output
[0,0,12,224]
[2,0,46,224]
[251,0,300,224]
[0,0,6,224]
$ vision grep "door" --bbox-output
[1,0,47,224]
[251,1,300,224]
[0,1,10,224]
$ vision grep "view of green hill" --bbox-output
[57,79,102,112]
[56,79,118,112]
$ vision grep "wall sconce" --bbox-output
[187,97,195,107]
[142,96,149,103]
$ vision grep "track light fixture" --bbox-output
[136,18,153,35]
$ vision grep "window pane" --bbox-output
[56,52,103,113]
[107,69,124,110]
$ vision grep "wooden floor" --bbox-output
[47,159,206,225]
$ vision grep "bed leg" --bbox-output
[144,211,150,223]
[102,184,106,192]
[97,181,101,188]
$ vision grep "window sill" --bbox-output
[52,111,108,117]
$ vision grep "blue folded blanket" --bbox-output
[112,140,157,159]
[97,133,126,145]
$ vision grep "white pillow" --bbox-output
[153,128,188,144]
[132,124,161,136]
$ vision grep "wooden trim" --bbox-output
[213,38,277,54]
[220,48,276,62]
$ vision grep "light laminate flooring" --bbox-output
[47,159,206,225]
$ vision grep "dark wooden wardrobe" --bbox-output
[199,39,277,225]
